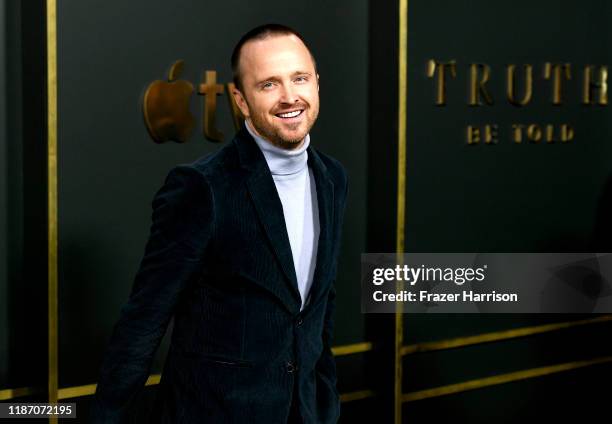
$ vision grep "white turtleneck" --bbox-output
[246,121,320,311]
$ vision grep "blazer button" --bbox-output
[295,317,303,327]
[286,361,297,373]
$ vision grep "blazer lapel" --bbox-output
[234,128,301,310]
[304,146,334,310]
[234,126,335,313]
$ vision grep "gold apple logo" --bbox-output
[143,61,244,144]
[143,60,195,143]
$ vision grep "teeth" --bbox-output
[278,110,302,118]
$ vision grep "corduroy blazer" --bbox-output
[91,125,349,423]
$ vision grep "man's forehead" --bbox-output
[241,35,312,65]
[244,33,305,51]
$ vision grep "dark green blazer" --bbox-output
[92,125,349,423]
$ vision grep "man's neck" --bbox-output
[245,120,310,176]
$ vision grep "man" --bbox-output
[92,24,348,423]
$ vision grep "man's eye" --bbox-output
[262,82,274,89]
[295,76,308,83]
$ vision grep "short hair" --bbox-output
[231,23,317,92]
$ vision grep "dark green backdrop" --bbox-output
[2,0,612,423]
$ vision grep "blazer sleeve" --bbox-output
[315,168,349,422]
[91,165,214,423]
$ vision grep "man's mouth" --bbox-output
[275,109,304,119]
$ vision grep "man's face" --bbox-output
[232,34,319,150]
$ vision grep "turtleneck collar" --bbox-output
[245,120,310,176]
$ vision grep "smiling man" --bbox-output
[92,24,348,424]
[231,28,319,151]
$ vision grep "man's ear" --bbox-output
[317,73,320,92]
[232,87,250,118]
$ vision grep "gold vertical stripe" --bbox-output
[46,1,58,422]
[396,0,407,251]
[396,0,408,423]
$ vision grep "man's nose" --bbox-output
[279,84,299,104]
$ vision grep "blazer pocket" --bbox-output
[179,351,254,368]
